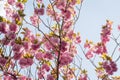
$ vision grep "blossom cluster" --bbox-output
[0,0,120,80]
[84,20,119,79]
[0,0,83,80]
[84,20,112,59]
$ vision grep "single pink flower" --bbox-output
[50,37,59,45]
[56,1,66,10]
[34,8,44,15]
[93,43,107,54]
[19,58,33,68]
[30,14,40,26]
[23,41,31,50]
[31,43,40,50]
[44,52,53,60]
[6,31,16,40]
[9,23,18,32]
[0,22,8,33]
[79,74,87,80]
[67,30,74,39]
[47,74,54,80]
[35,52,44,60]
[62,10,71,20]
[85,51,93,59]
[12,13,21,23]
[44,41,53,50]
[4,6,13,18]
[12,44,23,53]
[7,0,15,5]
[75,35,81,44]
[0,57,7,66]
[84,42,90,48]
[42,64,50,72]
[61,41,67,52]
[16,2,24,10]
[13,53,22,60]
[62,21,72,31]
[60,54,73,66]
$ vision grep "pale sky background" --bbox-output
[76,0,120,79]
[0,0,120,80]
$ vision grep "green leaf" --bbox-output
[18,10,26,17]
[17,0,21,2]
[0,16,3,22]
[37,3,40,8]
[22,0,28,4]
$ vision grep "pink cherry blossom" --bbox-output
[35,52,44,60]
[34,8,44,15]
[31,43,40,50]
[44,41,53,50]
[85,51,93,59]
[101,21,112,44]
[19,58,33,68]
[16,2,24,10]
[47,74,54,80]
[93,43,107,54]
[0,57,7,66]
[70,0,76,5]
[13,52,22,60]
[1,37,10,45]
[44,52,53,60]
[23,28,32,38]
[9,23,18,32]
[62,21,72,31]
[56,0,66,10]
[0,22,8,33]
[84,41,91,48]
[12,44,23,53]
[18,76,27,80]
[23,41,31,50]
[1,0,119,80]
[60,54,73,66]
[75,35,81,44]
[7,0,15,5]
[49,37,60,44]
[12,13,21,23]
[4,6,13,18]
[67,30,74,39]
[6,31,16,40]
[4,75,13,80]
[38,69,45,79]
[42,64,50,72]
[61,41,67,52]
[79,74,87,80]
[18,76,31,80]
[30,14,40,26]
[62,10,71,20]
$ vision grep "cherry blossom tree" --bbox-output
[0,0,120,80]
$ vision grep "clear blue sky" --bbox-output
[77,0,120,41]
[0,0,120,79]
